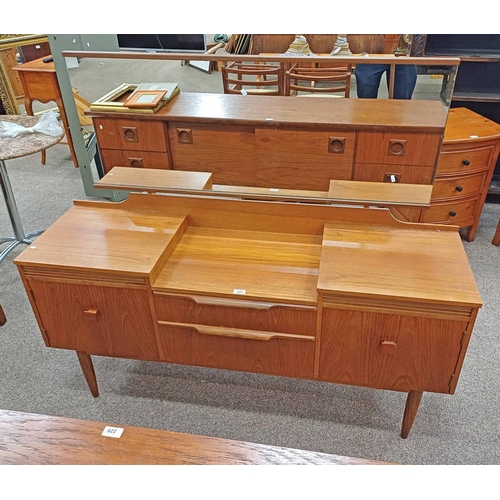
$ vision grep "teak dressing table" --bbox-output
[14,192,482,438]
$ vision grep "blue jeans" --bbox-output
[354,64,417,99]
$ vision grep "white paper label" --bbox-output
[233,289,246,295]
[102,426,124,438]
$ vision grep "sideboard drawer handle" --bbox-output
[462,159,470,166]
[388,139,407,156]
[380,340,398,354]
[455,185,463,192]
[129,158,144,168]
[328,137,346,154]
[122,127,138,143]
[177,128,193,144]
[83,309,99,321]
[449,211,457,217]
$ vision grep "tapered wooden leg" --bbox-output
[41,149,46,165]
[76,351,99,397]
[0,305,6,326]
[401,390,423,439]
[493,218,500,246]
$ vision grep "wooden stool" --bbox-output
[493,218,500,246]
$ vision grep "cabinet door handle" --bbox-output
[83,309,99,321]
[455,185,463,192]
[129,158,144,168]
[122,127,139,143]
[462,159,470,166]
[380,340,397,354]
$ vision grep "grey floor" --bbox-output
[1,54,500,469]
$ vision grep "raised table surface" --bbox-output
[0,409,391,465]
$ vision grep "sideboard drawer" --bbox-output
[431,171,486,200]
[420,197,479,225]
[157,323,315,378]
[436,145,494,175]
[99,149,170,173]
[154,293,317,336]
[94,117,168,152]
[353,163,434,184]
[356,131,442,166]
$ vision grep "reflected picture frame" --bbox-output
[124,89,166,108]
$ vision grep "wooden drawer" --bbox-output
[100,149,170,173]
[431,171,486,201]
[93,117,168,152]
[255,128,355,190]
[154,293,317,336]
[353,163,434,184]
[318,308,468,393]
[437,145,494,175]
[157,323,315,378]
[168,122,256,186]
[26,279,160,360]
[356,131,442,166]
[421,197,479,225]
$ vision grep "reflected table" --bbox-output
[0,115,63,263]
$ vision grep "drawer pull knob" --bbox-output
[83,309,99,321]
[462,159,470,166]
[455,185,463,192]
[122,127,138,143]
[449,211,457,217]
[380,340,397,354]
[388,139,407,156]
[129,158,144,169]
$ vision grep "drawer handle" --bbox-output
[455,185,463,192]
[449,211,457,217]
[156,293,316,311]
[388,139,407,156]
[328,136,346,154]
[159,321,315,342]
[122,127,138,143]
[462,159,470,166]
[129,158,144,169]
[177,128,193,144]
[380,340,397,354]
[83,309,99,321]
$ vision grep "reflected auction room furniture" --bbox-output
[14,190,482,438]
[89,92,447,196]
[285,63,352,97]
[0,409,392,464]
[0,115,63,264]
[221,61,285,95]
[418,107,500,242]
[12,56,91,167]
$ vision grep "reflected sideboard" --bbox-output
[14,194,482,438]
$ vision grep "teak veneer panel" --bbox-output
[0,409,392,464]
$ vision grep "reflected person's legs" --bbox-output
[388,64,418,99]
[354,64,388,98]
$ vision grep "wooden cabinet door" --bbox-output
[27,279,160,360]
[319,308,467,394]
[255,128,355,190]
[168,122,256,186]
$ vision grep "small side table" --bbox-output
[0,114,63,263]
[12,56,79,167]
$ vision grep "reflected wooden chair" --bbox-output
[285,62,352,98]
[221,61,285,96]
[493,218,500,246]
[0,305,6,326]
